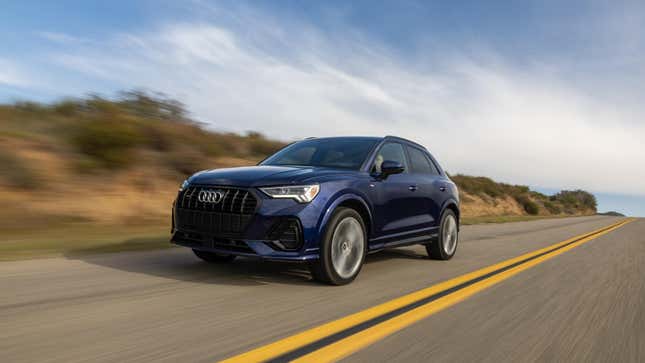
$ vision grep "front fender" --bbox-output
[316,192,373,238]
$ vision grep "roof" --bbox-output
[299,135,426,150]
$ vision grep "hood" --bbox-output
[188,165,356,187]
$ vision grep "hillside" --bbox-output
[452,175,597,223]
[0,91,596,235]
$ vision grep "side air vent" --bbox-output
[267,218,303,251]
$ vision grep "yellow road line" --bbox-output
[220,219,633,363]
[293,219,633,362]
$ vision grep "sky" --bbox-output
[1,0,644,216]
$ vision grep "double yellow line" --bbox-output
[221,219,633,363]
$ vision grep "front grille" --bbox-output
[178,186,257,214]
[175,186,258,237]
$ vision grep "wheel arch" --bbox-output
[318,193,373,238]
[441,199,461,229]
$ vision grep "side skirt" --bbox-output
[368,233,439,253]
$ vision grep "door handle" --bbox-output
[408,185,418,191]
[439,186,447,192]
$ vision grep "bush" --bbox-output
[52,99,79,116]
[117,90,188,122]
[543,200,562,215]
[246,132,284,157]
[0,150,39,189]
[71,118,143,169]
[514,194,540,215]
[165,147,210,176]
[553,190,597,212]
[451,175,505,198]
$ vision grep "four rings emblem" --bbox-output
[198,189,226,204]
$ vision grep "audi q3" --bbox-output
[171,136,460,285]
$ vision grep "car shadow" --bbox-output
[367,247,429,262]
[66,242,430,286]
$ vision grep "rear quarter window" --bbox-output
[406,146,439,175]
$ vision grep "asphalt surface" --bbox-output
[2,216,643,362]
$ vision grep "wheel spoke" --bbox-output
[442,215,458,255]
[331,217,365,279]
[336,253,348,273]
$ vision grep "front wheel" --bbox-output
[192,249,236,263]
[426,210,459,260]
[309,207,367,285]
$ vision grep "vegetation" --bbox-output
[551,190,597,214]
[597,211,625,217]
[461,215,572,225]
[0,91,598,260]
[0,149,39,189]
[0,91,285,178]
[0,224,171,261]
[451,174,596,216]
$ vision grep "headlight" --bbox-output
[179,179,190,191]
[259,184,320,203]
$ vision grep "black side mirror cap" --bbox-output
[379,160,405,178]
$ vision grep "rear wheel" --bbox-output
[309,207,366,285]
[192,249,236,263]
[427,210,458,260]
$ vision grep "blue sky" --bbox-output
[1,1,644,216]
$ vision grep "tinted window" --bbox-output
[407,146,439,175]
[261,138,378,170]
[372,142,408,173]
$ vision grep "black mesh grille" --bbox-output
[174,186,258,237]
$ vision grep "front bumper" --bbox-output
[171,231,319,261]
[171,185,324,261]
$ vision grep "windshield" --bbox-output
[261,138,378,170]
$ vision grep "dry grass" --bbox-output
[0,223,172,261]
[461,214,576,225]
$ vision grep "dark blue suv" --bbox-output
[172,136,459,285]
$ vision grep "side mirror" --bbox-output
[379,160,405,178]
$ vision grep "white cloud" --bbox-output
[41,7,645,197]
[0,59,30,87]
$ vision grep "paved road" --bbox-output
[2,216,643,362]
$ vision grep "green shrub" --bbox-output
[246,132,284,157]
[71,118,143,169]
[514,194,540,215]
[52,99,79,116]
[165,147,211,176]
[451,175,504,198]
[0,150,39,189]
[14,101,46,113]
[117,90,188,121]
[553,190,597,212]
[543,200,562,215]
[524,200,540,215]
[139,121,173,152]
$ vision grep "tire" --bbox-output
[309,207,367,285]
[426,209,459,260]
[192,249,236,263]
